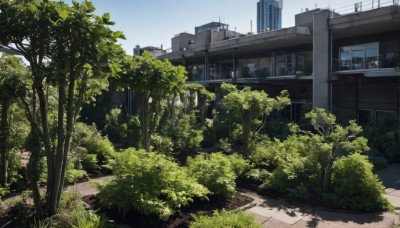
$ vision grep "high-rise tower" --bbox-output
[257,0,283,33]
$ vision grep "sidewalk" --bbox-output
[242,164,400,227]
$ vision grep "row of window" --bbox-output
[338,40,399,71]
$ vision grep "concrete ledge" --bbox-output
[330,5,400,30]
[210,26,311,51]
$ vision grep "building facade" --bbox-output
[159,3,400,124]
[257,0,283,33]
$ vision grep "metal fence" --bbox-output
[332,0,399,17]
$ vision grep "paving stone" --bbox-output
[249,212,271,224]
[262,218,292,228]
[298,210,395,228]
[247,198,313,225]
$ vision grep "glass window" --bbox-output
[365,49,378,69]
[339,42,380,70]
[351,50,364,70]
[340,48,352,70]
[380,40,399,68]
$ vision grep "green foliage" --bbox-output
[171,113,204,152]
[150,134,173,154]
[261,136,317,198]
[65,163,88,185]
[363,114,400,162]
[187,152,249,198]
[72,122,115,171]
[0,186,9,203]
[85,134,115,166]
[112,51,187,151]
[1,0,124,215]
[222,83,290,154]
[191,209,261,228]
[82,154,99,172]
[97,148,209,220]
[329,154,392,211]
[181,83,216,119]
[103,108,142,147]
[104,108,126,141]
[49,192,111,227]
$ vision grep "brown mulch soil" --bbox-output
[82,192,253,228]
[0,203,35,228]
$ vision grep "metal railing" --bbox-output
[332,0,399,17]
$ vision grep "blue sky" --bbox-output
[82,0,358,54]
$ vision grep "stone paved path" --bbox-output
[242,164,400,227]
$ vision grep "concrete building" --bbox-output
[159,2,400,123]
[257,0,283,33]
[133,45,166,58]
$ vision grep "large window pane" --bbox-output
[380,40,398,68]
[340,48,352,70]
[352,50,364,70]
[365,48,378,69]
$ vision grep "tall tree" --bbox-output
[222,83,290,155]
[0,55,27,187]
[113,51,186,151]
[0,0,123,216]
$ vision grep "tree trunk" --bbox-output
[35,83,55,216]
[49,75,66,215]
[322,163,333,193]
[141,95,150,151]
[56,77,75,209]
[26,124,44,219]
[0,100,9,187]
[242,112,252,156]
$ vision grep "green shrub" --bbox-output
[187,152,249,198]
[65,162,88,185]
[191,209,261,228]
[104,108,126,141]
[50,192,111,227]
[363,114,400,162]
[0,187,9,204]
[259,135,320,198]
[368,154,388,170]
[330,154,392,211]
[86,135,115,165]
[72,122,115,172]
[97,148,209,220]
[82,153,99,172]
[150,134,173,154]
[171,114,204,152]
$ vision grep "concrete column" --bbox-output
[204,50,209,81]
[312,10,331,110]
[232,48,237,83]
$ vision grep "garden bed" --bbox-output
[82,192,253,227]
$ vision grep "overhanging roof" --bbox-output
[330,5,400,39]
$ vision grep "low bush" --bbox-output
[330,154,392,211]
[171,114,204,152]
[187,152,249,198]
[97,148,209,220]
[190,209,261,228]
[48,192,111,227]
[150,134,173,154]
[363,114,400,162]
[72,122,115,172]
